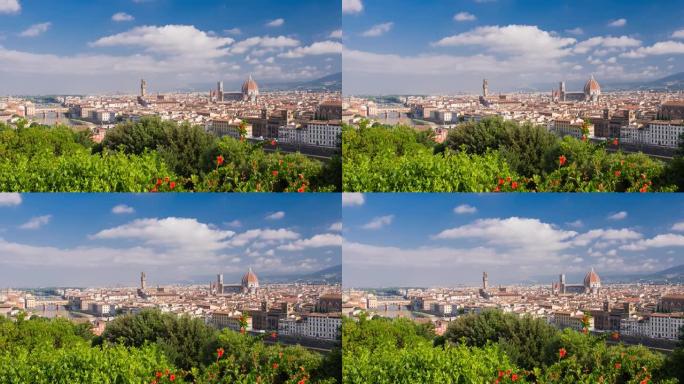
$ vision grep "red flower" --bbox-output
[169,374,175,382]
[217,348,224,358]
[511,373,518,381]
[152,381,157,384]
[582,328,588,334]
[299,173,304,180]
[272,363,279,369]
[640,380,649,384]
[240,328,246,334]
[271,139,277,146]
[494,380,500,384]
[498,178,504,185]
[164,176,170,183]
[493,186,500,192]
[216,155,224,166]
[151,186,158,193]
[155,372,162,378]
[272,170,279,177]
[271,331,277,339]
[498,371,504,378]
[614,170,621,177]
[559,348,567,359]
[298,380,306,384]
[511,181,518,190]
[506,176,511,183]
[615,363,622,369]
[640,184,648,193]
[559,155,567,166]
[612,332,620,341]
[169,181,176,190]
[297,186,306,193]
[156,178,162,186]
[613,138,619,146]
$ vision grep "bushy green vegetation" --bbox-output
[0,117,340,192]
[343,311,679,383]
[0,310,339,383]
[342,118,680,192]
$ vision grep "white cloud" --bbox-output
[566,220,584,228]
[342,193,365,207]
[91,217,235,251]
[433,25,576,59]
[566,27,584,35]
[278,233,342,251]
[0,0,19,14]
[571,228,642,246]
[90,25,234,59]
[329,222,342,231]
[608,18,627,27]
[621,41,684,58]
[112,12,134,22]
[265,18,284,27]
[229,228,300,247]
[279,40,342,58]
[0,193,21,206]
[225,220,242,228]
[362,22,394,37]
[672,29,684,39]
[112,204,135,214]
[265,211,285,220]
[607,211,628,220]
[20,22,51,37]
[329,29,343,39]
[362,215,394,230]
[224,28,242,35]
[672,222,684,232]
[19,215,51,230]
[342,0,363,14]
[572,36,641,54]
[454,204,477,214]
[620,234,684,251]
[454,12,476,22]
[230,35,300,55]
[434,217,578,252]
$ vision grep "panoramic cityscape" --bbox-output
[0,0,342,193]
[342,0,684,193]
[2,0,684,383]
[342,193,684,382]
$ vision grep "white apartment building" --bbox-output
[208,118,252,139]
[278,313,341,341]
[619,121,684,148]
[278,121,341,148]
[550,118,595,139]
[621,313,684,341]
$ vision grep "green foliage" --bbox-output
[343,312,676,383]
[343,316,523,384]
[445,310,559,370]
[343,125,519,192]
[343,118,679,192]
[0,117,340,192]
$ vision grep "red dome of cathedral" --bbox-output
[584,268,601,287]
[242,267,259,287]
[584,75,601,95]
[242,75,259,95]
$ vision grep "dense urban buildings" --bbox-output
[344,76,684,153]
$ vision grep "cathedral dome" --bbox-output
[242,75,259,95]
[584,268,601,287]
[584,75,601,95]
[242,267,259,288]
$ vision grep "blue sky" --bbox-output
[342,193,684,288]
[0,193,341,287]
[342,0,684,94]
[0,0,341,94]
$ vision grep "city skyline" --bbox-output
[343,193,684,288]
[343,0,684,95]
[0,0,341,95]
[0,193,342,287]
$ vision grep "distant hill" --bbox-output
[604,72,684,91]
[601,263,684,284]
[262,72,341,91]
[262,264,342,284]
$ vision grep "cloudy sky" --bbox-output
[343,193,684,288]
[343,0,684,95]
[0,0,341,95]
[0,193,341,287]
